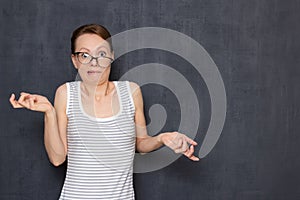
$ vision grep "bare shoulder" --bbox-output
[55,83,67,99]
[128,81,141,97]
[54,83,67,109]
[128,81,144,110]
[128,81,139,88]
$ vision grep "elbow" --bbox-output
[51,157,66,167]
[136,143,148,154]
[136,147,145,154]
[136,141,144,153]
[45,143,67,166]
[136,137,153,154]
[49,154,66,167]
[52,161,61,167]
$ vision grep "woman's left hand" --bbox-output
[159,132,200,161]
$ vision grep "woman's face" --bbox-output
[71,33,114,85]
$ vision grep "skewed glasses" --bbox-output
[73,52,114,68]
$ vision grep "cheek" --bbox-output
[75,62,87,70]
[104,67,111,74]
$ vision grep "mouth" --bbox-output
[87,70,101,74]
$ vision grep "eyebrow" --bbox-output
[77,47,90,52]
[77,45,110,53]
[95,45,110,52]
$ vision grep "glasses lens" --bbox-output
[98,57,112,68]
[77,53,91,64]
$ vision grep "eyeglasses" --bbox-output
[73,52,114,68]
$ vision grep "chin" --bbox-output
[82,76,108,86]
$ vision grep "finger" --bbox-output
[181,140,189,153]
[184,145,200,161]
[175,132,197,146]
[17,93,31,108]
[28,97,35,110]
[9,93,23,108]
[189,155,200,161]
[20,92,31,96]
[17,99,29,108]
[9,93,16,105]
[18,93,30,101]
[9,93,15,101]
[184,145,195,157]
[27,94,38,100]
[183,135,198,146]
[30,94,47,103]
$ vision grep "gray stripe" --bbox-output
[59,81,135,200]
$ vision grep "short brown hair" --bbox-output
[71,24,113,54]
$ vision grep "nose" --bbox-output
[90,58,99,67]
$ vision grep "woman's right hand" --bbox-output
[9,92,53,113]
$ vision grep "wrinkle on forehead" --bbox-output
[78,45,110,53]
[75,34,112,53]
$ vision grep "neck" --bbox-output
[81,80,110,97]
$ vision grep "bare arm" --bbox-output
[44,84,68,166]
[130,82,199,161]
[9,84,68,166]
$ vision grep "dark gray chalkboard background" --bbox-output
[1,0,300,199]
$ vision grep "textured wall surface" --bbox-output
[1,0,300,199]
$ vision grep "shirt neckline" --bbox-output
[77,81,123,121]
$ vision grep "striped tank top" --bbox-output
[59,81,136,200]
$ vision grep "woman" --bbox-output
[9,24,199,200]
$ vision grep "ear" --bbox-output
[71,54,79,69]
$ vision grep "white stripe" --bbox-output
[59,81,135,200]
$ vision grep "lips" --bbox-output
[87,70,101,74]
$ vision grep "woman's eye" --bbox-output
[99,51,106,57]
[81,53,90,58]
